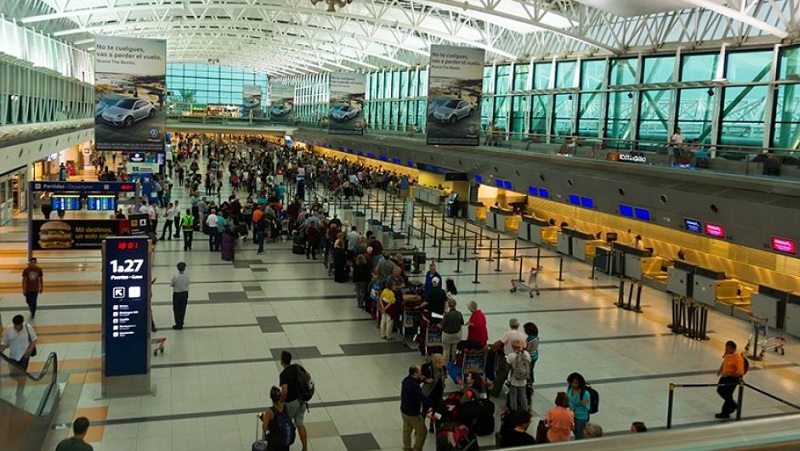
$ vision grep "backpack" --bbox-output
[512,351,531,381]
[741,353,749,375]
[584,385,600,414]
[268,406,296,447]
[295,365,315,403]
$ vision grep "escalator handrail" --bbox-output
[0,351,58,416]
[0,351,58,383]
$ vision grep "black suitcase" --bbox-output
[292,235,305,255]
[458,399,495,437]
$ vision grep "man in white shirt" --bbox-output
[148,203,158,234]
[0,315,38,405]
[670,127,685,166]
[206,208,220,252]
[160,202,176,241]
[490,318,527,398]
[347,226,361,261]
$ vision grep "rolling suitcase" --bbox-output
[252,414,267,451]
[457,399,495,437]
[221,232,235,261]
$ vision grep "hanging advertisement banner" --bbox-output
[94,36,167,152]
[426,45,484,146]
[243,85,262,118]
[269,83,295,124]
[31,219,130,250]
[328,73,366,136]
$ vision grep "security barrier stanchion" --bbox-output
[735,380,745,421]
[473,229,480,255]
[421,221,427,252]
[512,239,519,261]
[487,240,494,262]
[437,239,443,262]
[517,257,524,282]
[557,256,564,281]
[667,383,675,429]
[496,234,501,261]
[536,248,541,268]
[494,249,502,272]
[406,225,412,246]
[634,282,643,313]
[455,249,462,273]
[448,228,455,255]
[462,241,469,262]
[472,258,481,284]
[432,226,438,248]
[616,278,626,308]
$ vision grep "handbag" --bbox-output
[26,324,37,357]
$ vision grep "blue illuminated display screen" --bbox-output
[475,175,483,184]
[52,195,81,210]
[356,151,364,156]
[103,237,150,378]
[568,194,580,205]
[379,155,388,161]
[503,180,513,190]
[684,218,702,233]
[580,197,594,208]
[619,204,634,217]
[496,179,504,188]
[407,161,415,168]
[87,196,116,211]
[528,186,538,196]
[634,208,651,221]
[538,188,549,198]
[366,152,375,159]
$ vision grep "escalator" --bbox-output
[0,351,60,451]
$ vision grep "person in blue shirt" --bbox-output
[423,263,441,297]
[401,365,432,451]
[567,372,591,440]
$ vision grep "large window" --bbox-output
[720,85,767,147]
[681,53,718,82]
[556,61,576,89]
[577,92,601,137]
[552,94,574,136]
[676,88,714,143]
[643,56,675,83]
[167,64,268,114]
[607,91,634,141]
[534,62,552,90]
[530,95,548,135]
[610,58,637,86]
[639,89,672,142]
[773,46,800,148]
[513,63,530,91]
[581,59,606,90]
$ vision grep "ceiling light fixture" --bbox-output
[310,0,352,13]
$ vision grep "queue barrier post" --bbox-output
[736,380,745,421]
[536,248,541,268]
[472,258,481,284]
[421,221,428,252]
[494,248,502,272]
[462,241,469,262]
[557,256,564,281]
[512,239,519,262]
[449,228,455,255]
[487,240,494,262]
[473,228,481,255]
[667,383,675,430]
[616,278,626,308]
[455,248,462,273]
[517,256,524,282]
[432,226,438,248]
[437,239,443,263]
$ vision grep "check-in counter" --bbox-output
[693,267,732,307]
[504,214,521,232]
[487,206,514,231]
[667,260,696,297]
[557,231,572,255]
[571,231,602,261]
[750,285,789,330]
[518,216,556,245]
[785,293,800,338]
[594,246,612,273]
[413,186,447,206]
[468,202,487,224]
[610,243,653,280]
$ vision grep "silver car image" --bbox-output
[330,105,360,121]
[101,98,156,127]
[432,99,474,124]
[271,104,292,116]
[427,98,448,117]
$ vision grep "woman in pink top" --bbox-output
[546,392,575,443]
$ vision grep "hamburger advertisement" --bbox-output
[32,220,129,250]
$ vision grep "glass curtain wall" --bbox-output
[166,64,269,116]
[349,46,800,150]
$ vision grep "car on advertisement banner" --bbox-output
[271,104,292,116]
[330,104,360,122]
[101,98,156,127]
[432,99,474,124]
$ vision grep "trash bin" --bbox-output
[354,211,366,232]
[412,251,427,274]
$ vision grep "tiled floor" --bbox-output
[1,156,799,451]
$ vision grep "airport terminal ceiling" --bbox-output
[1,0,799,76]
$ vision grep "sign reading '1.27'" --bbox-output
[103,237,150,378]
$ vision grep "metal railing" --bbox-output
[0,351,59,416]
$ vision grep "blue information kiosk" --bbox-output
[101,236,153,397]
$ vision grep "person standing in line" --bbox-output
[0,315,38,406]
[279,351,309,451]
[715,340,746,419]
[206,207,220,251]
[21,258,43,319]
[401,365,432,451]
[466,300,488,348]
[524,322,540,407]
[379,287,398,341]
[170,262,190,330]
[56,417,94,451]
[181,208,195,251]
[159,202,175,241]
[499,410,536,448]
[506,340,531,412]
[490,318,526,398]
[566,372,591,439]
[260,386,293,451]
[172,200,181,239]
[147,201,158,235]
[545,392,575,443]
[441,298,464,364]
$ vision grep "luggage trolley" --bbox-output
[402,308,423,348]
[460,349,489,382]
[151,337,167,356]
[510,266,542,297]
[745,314,787,358]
